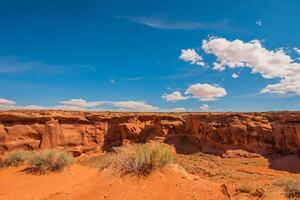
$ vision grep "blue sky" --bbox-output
[0,0,300,111]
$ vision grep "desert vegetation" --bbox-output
[273,179,300,199]
[28,149,74,174]
[0,150,31,167]
[0,149,74,174]
[236,183,256,194]
[115,143,173,176]
[79,142,174,176]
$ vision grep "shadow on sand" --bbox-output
[267,154,300,173]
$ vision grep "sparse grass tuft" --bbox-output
[115,143,173,176]
[28,149,74,174]
[0,149,74,174]
[284,180,300,199]
[284,180,300,198]
[237,183,256,194]
[0,150,32,168]
[274,179,300,199]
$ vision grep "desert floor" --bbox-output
[0,153,299,200]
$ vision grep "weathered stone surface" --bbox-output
[222,149,262,158]
[0,110,299,156]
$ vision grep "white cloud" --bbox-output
[232,73,239,78]
[0,98,161,112]
[200,104,210,111]
[202,37,300,95]
[112,101,159,111]
[170,107,187,112]
[118,16,228,30]
[179,49,205,66]
[256,19,262,26]
[294,48,300,55]
[0,98,16,107]
[60,99,103,109]
[110,79,116,84]
[185,83,227,101]
[161,91,188,102]
[162,83,227,102]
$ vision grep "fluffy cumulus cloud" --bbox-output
[0,98,16,108]
[60,99,103,109]
[162,83,227,102]
[161,91,188,101]
[112,101,159,111]
[179,49,205,66]
[200,104,210,111]
[232,73,239,79]
[185,83,227,101]
[202,37,300,95]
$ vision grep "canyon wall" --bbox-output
[0,110,299,156]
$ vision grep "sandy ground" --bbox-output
[0,164,226,200]
[0,154,299,200]
[0,165,97,200]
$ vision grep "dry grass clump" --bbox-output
[274,179,300,199]
[0,150,32,167]
[284,180,300,199]
[28,149,74,174]
[115,143,173,176]
[0,149,74,174]
[237,183,256,194]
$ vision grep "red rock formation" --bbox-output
[0,110,299,156]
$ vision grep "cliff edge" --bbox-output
[0,110,299,156]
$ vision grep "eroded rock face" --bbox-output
[0,111,299,156]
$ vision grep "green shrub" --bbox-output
[0,150,32,167]
[28,149,74,174]
[115,143,173,176]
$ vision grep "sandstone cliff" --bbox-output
[0,110,299,156]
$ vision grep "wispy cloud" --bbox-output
[0,55,96,74]
[122,77,144,81]
[74,64,97,72]
[116,15,228,30]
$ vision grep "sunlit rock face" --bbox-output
[0,110,299,156]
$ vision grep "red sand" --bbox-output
[0,164,226,200]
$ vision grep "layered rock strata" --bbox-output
[0,110,299,156]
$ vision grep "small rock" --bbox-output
[220,184,231,199]
[252,188,265,197]
[222,150,262,158]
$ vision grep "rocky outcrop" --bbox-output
[0,110,299,156]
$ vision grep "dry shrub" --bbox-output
[28,149,74,174]
[0,150,32,167]
[274,179,300,199]
[284,180,300,199]
[115,143,173,176]
[237,184,256,194]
